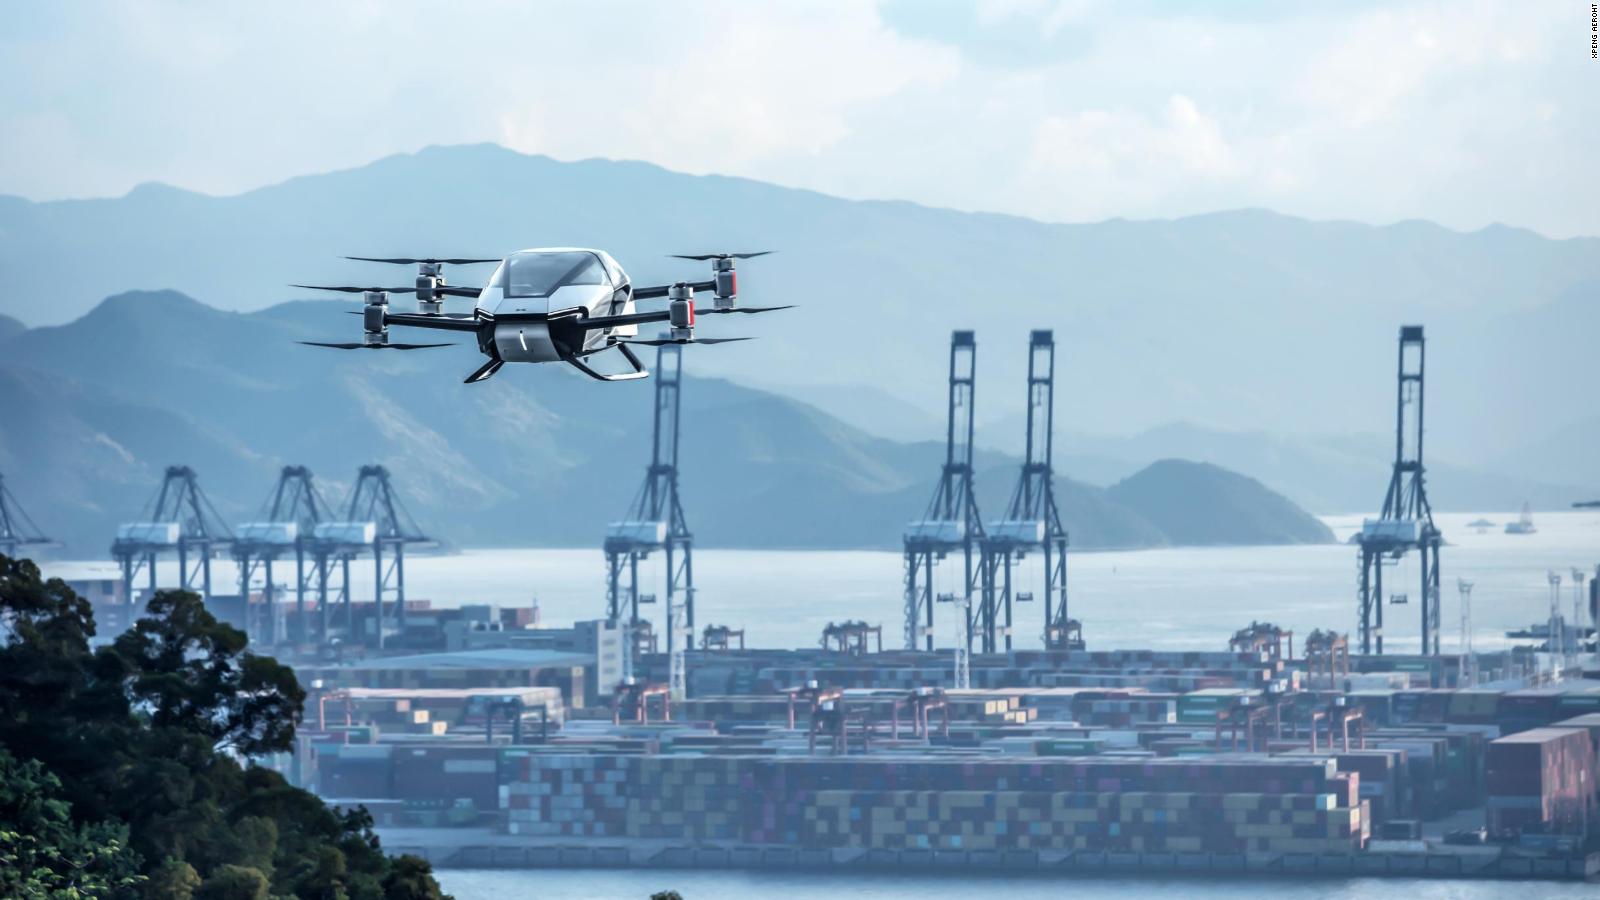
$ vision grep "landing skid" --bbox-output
[565,342,650,382]
[459,342,650,384]
[463,358,504,383]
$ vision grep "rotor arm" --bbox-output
[381,311,485,332]
[573,309,675,331]
[633,280,717,300]
[571,303,787,333]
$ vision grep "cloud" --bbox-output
[0,1,1592,237]
[495,2,959,176]
[1017,95,1242,219]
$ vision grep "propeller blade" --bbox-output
[298,341,454,350]
[291,284,419,294]
[621,337,753,346]
[330,287,480,299]
[669,251,774,261]
[697,305,793,314]
[346,256,501,265]
[297,284,479,297]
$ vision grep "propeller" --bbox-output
[345,257,500,265]
[620,337,753,346]
[292,284,482,297]
[298,341,455,350]
[669,251,773,261]
[695,305,793,315]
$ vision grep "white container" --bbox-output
[115,522,180,545]
[606,521,667,544]
[237,522,298,545]
[314,521,378,544]
[904,520,965,542]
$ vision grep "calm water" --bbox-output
[44,511,1600,654]
[435,869,1598,899]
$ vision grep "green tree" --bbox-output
[0,556,451,899]
[0,556,134,825]
[196,864,269,900]
[0,748,144,898]
[146,858,201,900]
[109,590,304,758]
[382,854,448,900]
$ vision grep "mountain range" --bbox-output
[0,143,1593,518]
[0,290,1336,555]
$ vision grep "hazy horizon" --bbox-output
[7,140,1593,244]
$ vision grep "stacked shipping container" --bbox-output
[1485,727,1596,837]
[496,754,1366,854]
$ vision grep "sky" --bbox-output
[1,1,1594,236]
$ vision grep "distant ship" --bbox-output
[1506,618,1595,649]
[1504,504,1536,535]
[1467,518,1495,533]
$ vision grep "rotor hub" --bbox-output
[362,291,389,336]
[712,258,737,309]
[667,283,695,339]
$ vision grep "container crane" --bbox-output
[1356,326,1443,655]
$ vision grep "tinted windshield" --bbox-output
[504,251,608,298]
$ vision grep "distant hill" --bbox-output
[753,380,944,445]
[1057,422,1594,514]
[0,291,1329,555]
[1,143,1597,471]
[0,313,23,342]
[1488,415,1600,493]
[1105,460,1335,546]
[0,362,258,542]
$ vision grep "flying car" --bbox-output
[295,249,785,383]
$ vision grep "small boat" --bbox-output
[1504,504,1536,535]
[1506,618,1596,647]
[1506,622,1554,639]
[1467,518,1495,532]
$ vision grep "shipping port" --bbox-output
[280,640,1600,881]
[42,329,1600,885]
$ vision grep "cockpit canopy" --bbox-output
[501,250,610,298]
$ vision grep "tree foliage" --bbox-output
[0,554,450,899]
[111,591,305,758]
[0,749,144,898]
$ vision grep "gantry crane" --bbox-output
[1357,326,1443,655]
[111,466,234,626]
[0,471,56,560]
[233,465,333,646]
[605,341,694,697]
[903,331,986,658]
[980,330,1072,652]
[312,465,434,650]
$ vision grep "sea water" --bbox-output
[43,511,1600,654]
